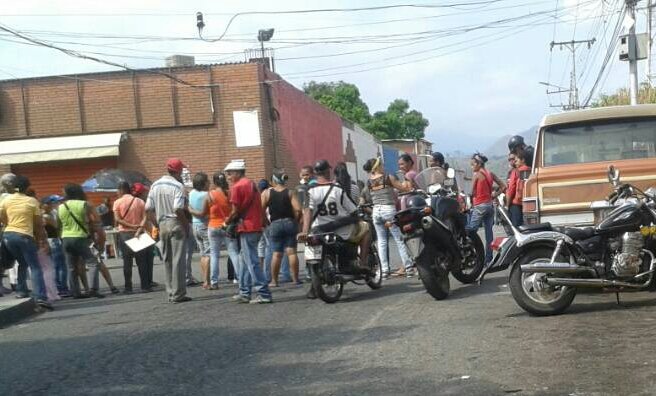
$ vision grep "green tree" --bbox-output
[303,81,372,125]
[592,82,656,107]
[366,99,429,140]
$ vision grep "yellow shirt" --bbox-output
[0,193,40,237]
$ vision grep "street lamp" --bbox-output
[258,28,274,66]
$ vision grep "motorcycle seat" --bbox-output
[518,223,552,233]
[558,226,595,241]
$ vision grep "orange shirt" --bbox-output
[112,194,146,232]
[208,190,230,229]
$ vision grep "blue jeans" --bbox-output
[3,232,46,301]
[226,237,240,282]
[509,204,523,227]
[48,238,69,293]
[373,205,412,273]
[208,227,227,285]
[238,232,271,299]
[466,203,495,263]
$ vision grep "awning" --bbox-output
[0,132,125,165]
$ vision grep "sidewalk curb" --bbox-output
[0,298,37,328]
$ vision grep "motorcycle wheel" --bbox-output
[365,247,383,290]
[451,232,485,284]
[509,247,576,316]
[416,248,450,300]
[311,255,344,304]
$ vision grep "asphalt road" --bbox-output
[2,248,656,396]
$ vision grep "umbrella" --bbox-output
[82,169,151,192]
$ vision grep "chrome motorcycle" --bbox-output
[499,166,656,316]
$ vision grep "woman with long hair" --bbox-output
[466,153,506,264]
[333,162,360,203]
[261,169,302,286]
[361,157,414,278]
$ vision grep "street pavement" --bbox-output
[2,244,656,395]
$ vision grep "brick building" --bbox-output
[0,62,383,200]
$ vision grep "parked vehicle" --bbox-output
[392,167,485,299]
[523,104,656,226]
[502,166,656,316]
[304,205,382,303]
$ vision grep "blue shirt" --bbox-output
[189,189,208,225]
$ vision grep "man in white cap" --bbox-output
[224,160,272,304]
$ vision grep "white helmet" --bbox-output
[224,159,246,172]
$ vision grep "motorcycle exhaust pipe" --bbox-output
[545,278,644,289]
[521,262,596,275]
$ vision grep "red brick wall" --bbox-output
[266,71,344,180]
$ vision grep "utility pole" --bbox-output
[550,38,596,110]
[627,0,640,105]
[648,0,653,84]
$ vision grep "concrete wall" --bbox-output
[341,121,382,182]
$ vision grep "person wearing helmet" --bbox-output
[508,135,534,168]
[298,160,371,297]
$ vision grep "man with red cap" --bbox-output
[145,159,192,303]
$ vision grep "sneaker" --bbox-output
[150,281,159,288]
[123,288,133,294]
[232,294,250,303]
[15,292,29,299]
[186,279,200,287]
[405,268,416,278]
[232,279,239,284]
[171,296,192,304]
[209,284,219,290]
[110,287,120,294]
[250,295,272,304]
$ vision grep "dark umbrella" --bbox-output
[82,169,151,192]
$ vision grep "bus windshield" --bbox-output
[543,119,656,166]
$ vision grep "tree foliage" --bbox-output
[303,81,429,140]
[303,81,371,126]
[592,82,656,107]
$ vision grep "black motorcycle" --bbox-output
[304,205,383,303]
[498,166,656,316]
[392,167,485,300]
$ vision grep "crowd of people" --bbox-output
[0,135,534,309]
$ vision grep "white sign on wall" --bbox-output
[233,110,262,147]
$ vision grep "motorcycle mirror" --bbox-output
[608,165,620,186]
[446,167,456,179]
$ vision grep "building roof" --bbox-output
[540,104,656,128]
[0,61,254,84]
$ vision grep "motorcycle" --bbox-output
[304,204,383,303]
[391,167,486,300]
[500,165,656,316]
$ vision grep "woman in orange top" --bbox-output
[191,171,237,290]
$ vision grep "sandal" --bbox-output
[392,269,406,277]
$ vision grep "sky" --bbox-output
[0,0,647,153]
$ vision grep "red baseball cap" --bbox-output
[166,158,185,173]
[131,182,149,196]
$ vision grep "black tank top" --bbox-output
[268,188,294,222]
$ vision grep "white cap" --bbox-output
[224,159,246,171]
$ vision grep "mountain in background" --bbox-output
[483,126,538,158]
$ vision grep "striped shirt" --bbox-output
[145,175,186,222]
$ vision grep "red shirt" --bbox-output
[229,178,263,233]
[472,168,493,206]
[507,165,531,206]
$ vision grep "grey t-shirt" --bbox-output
[362,174,397,206]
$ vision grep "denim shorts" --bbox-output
[192,223,211,256]
[267,218,298,253]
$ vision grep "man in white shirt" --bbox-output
[298,160,370,266]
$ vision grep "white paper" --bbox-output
[233,110,261,147]
[125,233,156,253]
